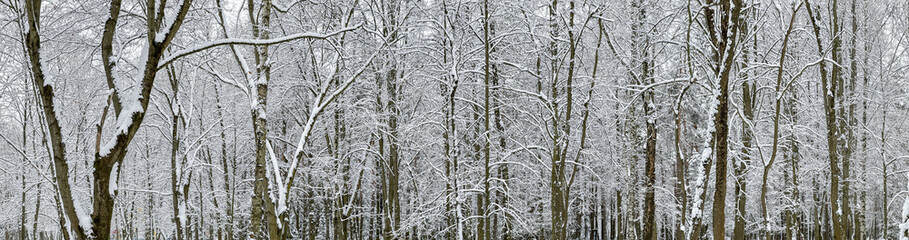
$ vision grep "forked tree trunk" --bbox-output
[704,0,744,239]
[762,4,800,240]
[23,0,193,239]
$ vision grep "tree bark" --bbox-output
[735,78,751,240]
[214,84,234,240]
[481,1,492,238]
[166,67,186,240]
[439,2,459,239]
[24,0,193,238]
[633,1,656,239]
[245,0,281,238]
[805,2,844,239]
[378,2,402,238]
[704,0,744,239]
[763,4,800,240]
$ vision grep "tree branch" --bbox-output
[157,24,362,70]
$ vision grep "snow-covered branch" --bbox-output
[158,24,362,70]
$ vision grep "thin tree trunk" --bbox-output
[636,1,656,239]
[20,168,27,240]
[439,2,459,239]
[844,1,861,238]
[203,148,222,240]
[881,101,888,239]
[167,67,185,240]
[762,4,800,240]
[859,2,871,236]
[805,2,844,239]
[583,18,603,240]
[735,77,751,240]
[733,10,752,239]
[642,81,656,240]
[378,2,402,237]
[214,84,234,240]
[547,1,564,238]
[19,108,28,240]
[481,1,492,238]
[676,2,695,238]
[32,182,41,240]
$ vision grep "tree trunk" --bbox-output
[481,1,492,238]
[805,2,844,239]
[635,1,656,239]
[761,4,800,240]
[245,0,281,238]
[439,2,460,239]
[23,0,193,239]
[24,0,87,237]
[733,10,753,239]
[20,169,27,240]
[705,0,743,239]
[32,183,41,240]
[735,78,751,240]
[19,109,28,240]
[830,0,852,237]
[859,2,871,237]
[378,2,402,237]
[167,68,185,240]
[881,104,888,239]
[214,84,234,240]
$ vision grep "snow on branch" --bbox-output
[272,50,381,217]
[265,140,287,223]
[157,24,362,70]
